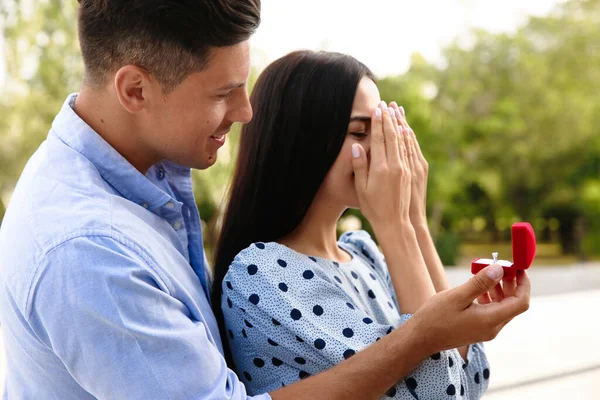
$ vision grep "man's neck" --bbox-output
[73,86,159,175]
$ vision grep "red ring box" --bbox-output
[471,222,536,279]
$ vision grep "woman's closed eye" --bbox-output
[348,117,370,140]
[349,132,368,140]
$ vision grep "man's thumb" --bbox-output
[456,264,504,307]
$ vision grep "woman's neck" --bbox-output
[279,191,351,263]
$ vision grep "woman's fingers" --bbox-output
[385,106,402,169]
[395,109,408,165]
[408,128,418,171]
[370,102,387,172]
[351,143,368,192]
[400,113,412,160]
[412,128,427,164]
[389,102,408,163]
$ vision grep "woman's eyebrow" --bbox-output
[349,116,371,123]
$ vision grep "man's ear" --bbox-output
[114,65,155,114]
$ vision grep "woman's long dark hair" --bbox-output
[212,50,375,368]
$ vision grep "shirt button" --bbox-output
[173,221,182,231]
[165,201,175,209]
[141,202,149,209]
[156,168,165,180]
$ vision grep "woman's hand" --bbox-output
[353,101,436,313]
[389,102,429,226]
[351,101,411,231]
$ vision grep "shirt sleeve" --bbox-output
[222,243,488,399]
[27,235,270,400]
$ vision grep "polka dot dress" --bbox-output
[222,230,490,399]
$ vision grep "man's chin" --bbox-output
[193,153,218,170]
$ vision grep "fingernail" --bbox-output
[375,107,382,119]
[398,125,403,136]
[380,101,387,109]
[400,106,405,116]
[388,107,395,118]
[352,143,360,158]
[395,108,402,120]
[487,264,503,280]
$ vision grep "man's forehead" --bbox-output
[201,42,251,88]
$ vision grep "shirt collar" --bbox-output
[51,93,189,212]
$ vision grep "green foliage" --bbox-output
[373,0,600,256]
[434,232,462,267]
[1,0,599,259]
[1,0,82,195]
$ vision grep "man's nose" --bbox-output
[231,92,253,124]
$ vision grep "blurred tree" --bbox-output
[1,0,82,198]
[1,0,599,260]
[430,0,599,255]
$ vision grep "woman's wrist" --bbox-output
[410,216,429,231]
[412,221,433,242]
[372,219,416,246]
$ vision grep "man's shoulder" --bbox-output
[0,141,155,315]
[2,137,113,248]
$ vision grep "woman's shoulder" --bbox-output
[339,230,382,264]
[223,241,316,285]
[339,229,375,245]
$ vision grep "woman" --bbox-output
[213,50,490,399]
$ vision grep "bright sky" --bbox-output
[250,0,563,77]
[0,0,562,87]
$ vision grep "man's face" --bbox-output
[142,41,253,170]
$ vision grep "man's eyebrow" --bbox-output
[349,116,371,123]
[216,82,246,91]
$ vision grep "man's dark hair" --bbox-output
[77,0,261,92]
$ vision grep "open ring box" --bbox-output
[471,222,537,279]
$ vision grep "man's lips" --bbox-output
[210,128,231,145]
[211,133,226,140]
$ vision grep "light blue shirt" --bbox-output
[0,94,271,400]
[222,231,489,399]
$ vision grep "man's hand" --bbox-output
[269,264,530,400]
[411,264,531,355]
[477,272,519,304]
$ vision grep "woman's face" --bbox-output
[320,77,381,210]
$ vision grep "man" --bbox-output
[0,1,530,399]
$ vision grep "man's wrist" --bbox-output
[392,312,435,361]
